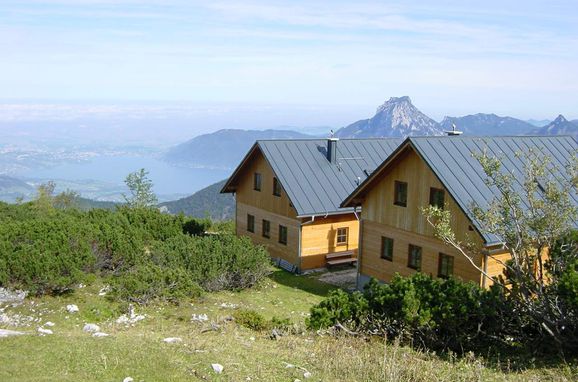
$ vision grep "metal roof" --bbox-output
[343,135,578,245]
[222,138,402,217]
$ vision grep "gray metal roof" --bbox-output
[345,135,578,245]
[223,138,402,217]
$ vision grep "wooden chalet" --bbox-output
[221,138,401,272]
[341,136,578,289]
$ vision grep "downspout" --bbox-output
[354,206,363,290]
[298,224,302,273]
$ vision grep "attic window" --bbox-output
[273,177,281,197]
[394,181,408,207]
[429,188,445,209]
[253,172,262,191]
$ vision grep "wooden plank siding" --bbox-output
[361,219,483,283]
[300,213,359,270]
[236,202,300,266]
[359,146,500,286]
[235,150,298,219]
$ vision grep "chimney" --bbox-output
[327,138,338,163]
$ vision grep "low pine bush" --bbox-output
[308,273,513,353]
[0,202,270,302]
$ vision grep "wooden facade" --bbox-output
[356,145,509,288]
[230,148,359,271]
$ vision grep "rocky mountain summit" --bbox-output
[531,115,578,138]
[336,96,443,138]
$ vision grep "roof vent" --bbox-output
[327,137,338,163]
[445,122,463,136]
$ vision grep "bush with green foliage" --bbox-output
[0,201,269,303]
[232,309,292,332]
[308,273,514,353]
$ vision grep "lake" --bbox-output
[19,155,231,201]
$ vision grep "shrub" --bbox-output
[0,202,270,302]
[308,273,513,353]
[109,264,202,304]
[233,309,269,331]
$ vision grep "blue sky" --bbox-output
[1,0,577,119]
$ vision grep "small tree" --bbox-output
[123,168,158,208]
[35,181,57,212]
[423,149,578,351]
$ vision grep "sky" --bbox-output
[1,0,577,120]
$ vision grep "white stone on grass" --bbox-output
[37,327,53,335]
[191,313,208,322]
[163,337,183,343]
[92,332,109,337]
[0,329,25,337]
[83,323,101,333]
[66,304,79,313]
[211,363,224,374]
[303,372,312,379]
[44,321,55,327]
[123,377,134,382]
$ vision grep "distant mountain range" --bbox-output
[531,115,578,138]
[439,114,536,136]
[164,97,576,171]
[159,179,234,220]
[163,129,311,170]
[336,96,442,138]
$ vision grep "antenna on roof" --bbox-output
[445,122,463,136]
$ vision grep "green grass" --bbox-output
[0,269,576,381]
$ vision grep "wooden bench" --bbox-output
[325,250,357,267]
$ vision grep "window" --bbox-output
[273,177,282,197]
[407,245,422,271]
[381,236,394,261]
[253,172,262,191]
[336,227,348,245]
[394,181,408,207]
[278,225,288,245]
[247,214,255,233]
[429,187,445,209]
[262,219,270,238]
[438,253,454,278]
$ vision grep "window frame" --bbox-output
[407,244,422,271]
[247,214,255,233]
[429,187,445,209]
[273,177,282,197]
[262,219,270,238]
[253,172,262,191]
[380,236,394,261]
[336,227,348,245]
[438,253,454,278]
[278,225,288,245]
[394,181,408,207]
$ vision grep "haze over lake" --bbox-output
[15,155,230,202]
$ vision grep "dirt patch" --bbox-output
[315,269,357,290]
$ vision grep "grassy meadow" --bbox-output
[0,269,575,382]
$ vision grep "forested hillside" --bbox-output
[159,179,234,220]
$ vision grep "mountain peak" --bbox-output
[336,96,442,138]
[531,114,577,138]
[376,96,412,114]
